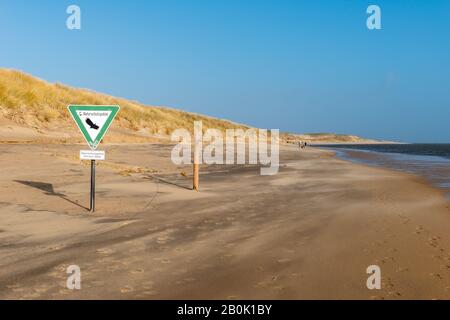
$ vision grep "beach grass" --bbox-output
[0,69,248,135]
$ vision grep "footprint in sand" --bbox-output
[153,257,171,264]
[387,291,402,297]
[22,292,42,299]
[277,258,292,264]
[130,268,145,274]
[382,277,395,291]
[415,225,424,235]
[401,219,410,225]
[56,264,69,272]
[120,286,134,293]
[376,258,387,265]
[48,264,71,280]
[176,277,196,285]
[34,285,53,294]
[12,287,25,293]
[106,265,121,272]
[97,248,114,255]
[47,244,66,252]
[156,235,172,244]
[428,237,444,252]
[58,289,72,296]
[272,285,285,291]
[6,284,23,291]
[430,273,443,280]
[255,275,283,291]
[290,273,303,278]
[373,240,388,247]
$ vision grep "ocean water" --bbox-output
[314,144,450,196]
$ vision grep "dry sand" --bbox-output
[0,143,449,300]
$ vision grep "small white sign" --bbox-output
[80,150,105,161]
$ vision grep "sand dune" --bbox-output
[0,69,250,145]
[0,69,377,145]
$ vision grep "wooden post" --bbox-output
[193,138,200,191]
[193,123,201,191]
[193,162,199,191]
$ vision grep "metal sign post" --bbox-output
[90,160,96,212]
[68,105,120,212]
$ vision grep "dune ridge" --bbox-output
[0,69,249,144]
[0,69,377,144]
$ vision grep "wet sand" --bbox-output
[0,143,450,299]
[326,147,450,198]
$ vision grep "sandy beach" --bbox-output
[0,143,449,300]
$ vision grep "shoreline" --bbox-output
[312,144,449,206]
[308,141,407,145]
[318,145,450,198]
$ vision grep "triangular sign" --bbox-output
[68,105,120,150]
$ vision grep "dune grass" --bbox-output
[0,69,248,135]
[0,69,373,144]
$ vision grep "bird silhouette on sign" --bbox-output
[85,118,99,130]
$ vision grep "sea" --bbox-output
[313,144,450,197]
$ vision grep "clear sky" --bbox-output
[1,0,449,142]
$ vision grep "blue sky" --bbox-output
[1,0,449,142]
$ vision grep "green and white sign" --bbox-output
[68,105,120,150]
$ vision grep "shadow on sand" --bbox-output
[143,174,193,191]
[14,180,89,211]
